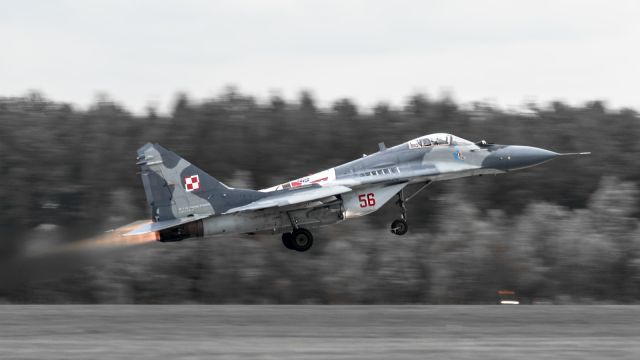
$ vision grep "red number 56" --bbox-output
[358,193,376,208]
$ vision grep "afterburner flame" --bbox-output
[74,220,159,248]
[67,220,158,251]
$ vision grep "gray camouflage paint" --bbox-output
[133,134,560,236]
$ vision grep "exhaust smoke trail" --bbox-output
[24,220,159,258]
[0,221,160,292]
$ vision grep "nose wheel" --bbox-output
[391,219,408,235]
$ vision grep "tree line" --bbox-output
[0,89,639,303]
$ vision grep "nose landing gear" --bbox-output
[390,181,431,236]
[391,191,409,235]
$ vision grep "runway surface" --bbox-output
[1,305,639,359]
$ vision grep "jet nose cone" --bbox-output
[505,146,558,170]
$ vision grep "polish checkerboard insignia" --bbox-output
[184,175,200,192]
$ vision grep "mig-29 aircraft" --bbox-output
[125,133,588,251]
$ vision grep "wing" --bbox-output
[223,185,352,214]
[124,213,210,236]
[124,185,351,236]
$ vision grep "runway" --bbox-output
[1,305,639,359]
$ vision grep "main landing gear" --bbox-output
[391,181,432,236]
[282,211,313,251]
[282,228,314,252]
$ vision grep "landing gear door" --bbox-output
[342,183,408,219]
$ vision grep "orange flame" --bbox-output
[67,220,159,251]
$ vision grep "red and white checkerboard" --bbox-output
[184,175,200,192]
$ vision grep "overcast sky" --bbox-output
[1,0,639,113]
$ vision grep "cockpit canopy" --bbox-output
[407,133,474,149]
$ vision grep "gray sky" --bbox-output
[2,0,639,113]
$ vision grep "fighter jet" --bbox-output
[125,133,588,251]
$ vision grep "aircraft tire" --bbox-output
[281,232,294,249]
[290,228,313,252]
[391,219,408,235]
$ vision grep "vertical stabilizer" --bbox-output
[136,143,234,221]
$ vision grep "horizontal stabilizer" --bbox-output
[224,185,352,214]
[123,214,210,236]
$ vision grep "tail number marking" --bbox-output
[358,193,376,208]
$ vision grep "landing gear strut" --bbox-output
[390,181,431,236]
